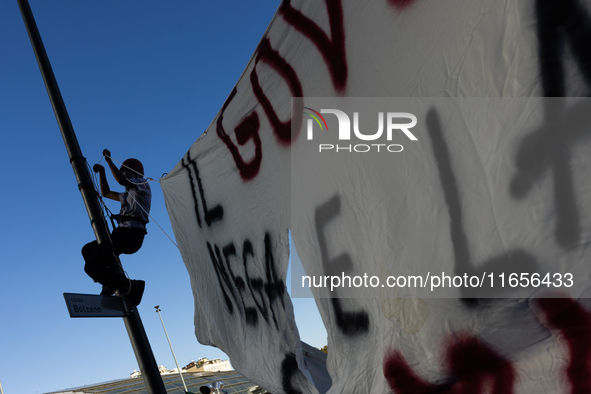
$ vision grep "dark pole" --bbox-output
[17,1,166,393]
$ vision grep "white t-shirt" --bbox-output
[117,178,151,229]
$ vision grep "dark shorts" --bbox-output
[82,227,146,289]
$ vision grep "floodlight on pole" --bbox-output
[155,305,189,393]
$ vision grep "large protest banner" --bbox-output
[161,0,591,393]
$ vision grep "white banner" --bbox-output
[161,1,591,393]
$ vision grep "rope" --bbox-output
[131,194,179,249]
[97,154,178,249]
[87,159,131,288]
[103,154,160,184]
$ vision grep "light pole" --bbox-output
[155,306,189,393]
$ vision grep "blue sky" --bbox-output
[0,2,326,392]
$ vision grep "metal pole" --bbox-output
[17,2,166,393]
[0,379,4,394]
[155,306,189,393]
[17,0,104,243]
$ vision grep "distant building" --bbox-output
[127,358,232,379]
[183,357,232,373]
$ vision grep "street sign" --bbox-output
[64,293,128,318]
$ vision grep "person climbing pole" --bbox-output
[82,149,152,305]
